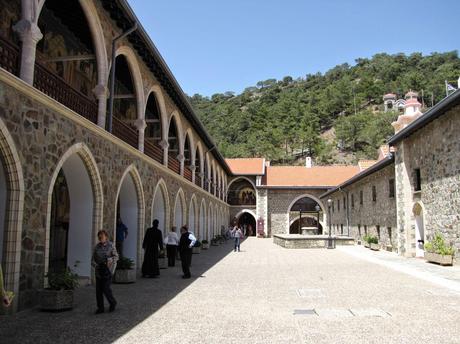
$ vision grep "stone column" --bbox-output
[13,19,43,85]
[197,172,204,188]
[256,188,269,237]
[190,164,196,183]
[135,119,146,153]
[177,154,185,175]
[93,84,108,128]
[159,140,169,166]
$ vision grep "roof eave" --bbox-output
[320,155,395,199]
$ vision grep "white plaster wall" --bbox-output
[62,155,93,277]
[0,161,6,263]
[174,198,183,229]
[200,204,206,240]
[119,174,138,265]
[189,201,196,237]
[152,188,166,236]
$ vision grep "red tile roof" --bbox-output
[264,165,360,187]
[358,160,377,171]
[225,158,265,175]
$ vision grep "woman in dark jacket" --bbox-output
[142,219,164,278]
[92,230,118,314]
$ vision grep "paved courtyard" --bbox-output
[2,238,460,344]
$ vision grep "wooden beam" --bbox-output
[45,54,96,63]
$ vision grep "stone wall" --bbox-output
[321,163,397,250]
[0,72,228,310]
[394,104,460,258]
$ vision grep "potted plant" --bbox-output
[202,240,209,250]
[193,240,202,254]
[217,235,225,244]
[368,236,380,250]
[158,250,167,269]
[114,257,136,283]
[362,235,370,248]
[211,237,219,246]
[39,268,79,311]
[424,232,455,266]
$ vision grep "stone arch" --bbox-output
[173,188,187,229]
[168,111,185,157]
[287,194,326,213]
[152,178,170,236]
[288,194,326,235]
[412,202,426,257]
[114,45,145,120]
[184,128,196,165]
[145,85,168,141]
[114,165,145,267]
[45,142,103,280]
[199,199,207,240]
[188,194,198,236]
[0,118,25,307]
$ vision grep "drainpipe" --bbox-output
[107,24,138,133]
[339,187,350,237]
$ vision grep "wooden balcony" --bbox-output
[144,140,163,164]
[112,116,138,148]
[168,157,180,175]
[0,36,19,76]
[184,166,193,182]
[195,176,202,188]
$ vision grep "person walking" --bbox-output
[92,230,118,314]
[232,226,243,252]
[142,219,164,278]
[115,217,128,257]
[179,226,196,279]
[165,226,179,267]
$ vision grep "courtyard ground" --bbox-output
[1,238,460,344]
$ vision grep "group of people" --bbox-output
[91,220,197,314]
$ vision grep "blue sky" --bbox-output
[128,0,459,96]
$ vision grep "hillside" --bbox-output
[189,51,460,164]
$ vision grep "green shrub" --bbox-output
[202,240,209,244]
[363,235,378,244]
[424,232,455,256]
[194,240,202,248]
[116,256,134,270]
[46,268,79,291]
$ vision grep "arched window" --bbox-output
[204,157,210,191]
[109,54,138,148]
[194,147,202,187]
[183,135,192,181]
[228,179,256,206]
[144,93,163,163]
[167,118,180,174]
[36,0,98,122]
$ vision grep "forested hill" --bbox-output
[189,51,460,165]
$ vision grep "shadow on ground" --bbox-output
[0,240,236,344]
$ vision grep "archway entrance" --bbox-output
[152,184,168,236]
[116,173,139,265]
[289,196,323,235]
[236,212,256,236]
[413,203,425,257]
[0,157,6,265]
[49,154,94,278]
[174,192,185,230]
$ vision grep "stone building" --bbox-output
[0,0,231,311]
[1,0,460,314]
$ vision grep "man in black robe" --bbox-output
[142,219,163,278]
[179,226,196,279]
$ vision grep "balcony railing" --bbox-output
[168,157,180,175]
[34,62,98,124]
[184,166,193,182]
[195,175,202,188]
[0,37,220,196]
[144,140,163,164]
[0,36,19,76]
[112,116,138,148]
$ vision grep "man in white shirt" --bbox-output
[165,226,179,267]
